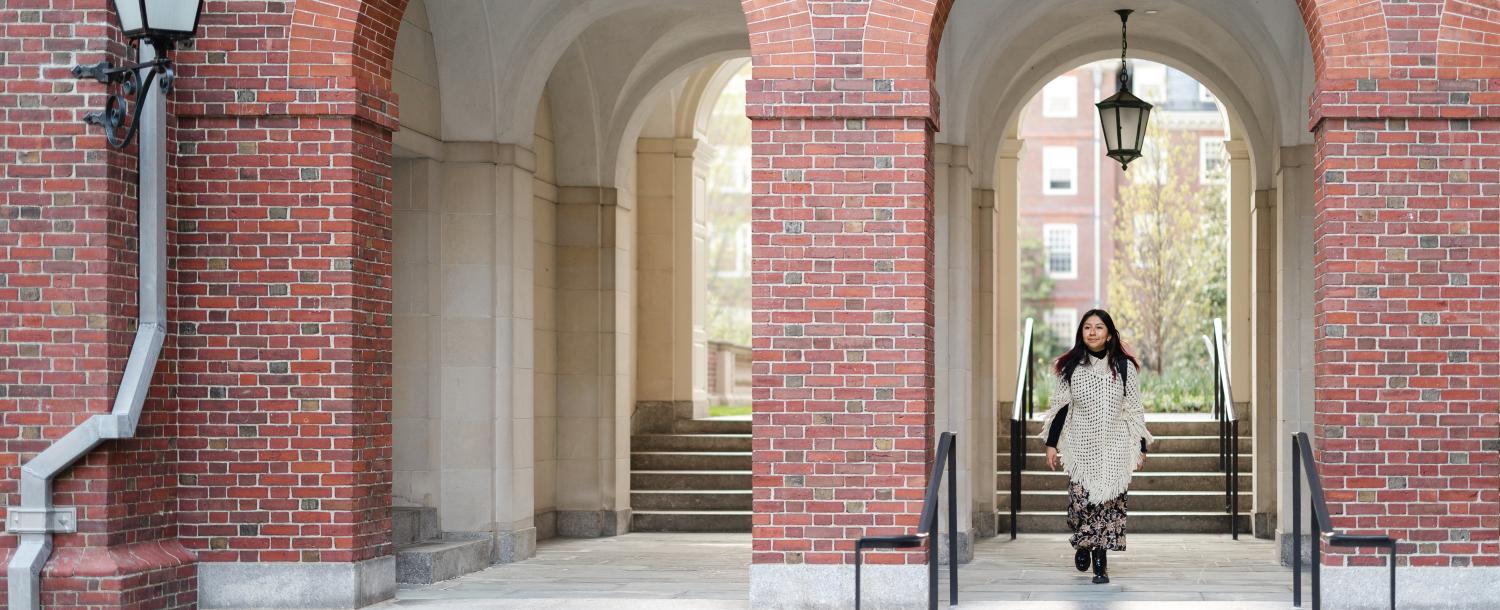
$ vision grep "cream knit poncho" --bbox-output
[1038,354,1154,505]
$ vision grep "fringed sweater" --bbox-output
[1037,353,1153,504]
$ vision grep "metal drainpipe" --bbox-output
[6,41,168,610]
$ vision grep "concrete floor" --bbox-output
[370,532,1295,609]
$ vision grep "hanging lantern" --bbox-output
[1096,9,1152,170]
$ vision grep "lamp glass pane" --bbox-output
[1132,106,1152,151]
[1098,106,1121,151]
[1119,107,1142,153]
[113,0,145,33]
[147,0,201,33]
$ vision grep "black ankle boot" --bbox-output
[1091,548,1110,584]
[1074,548,1090,572]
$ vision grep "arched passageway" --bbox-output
[383,0,759,590]
[5,0,1492,608]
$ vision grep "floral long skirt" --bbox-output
[1066,481,1128,551]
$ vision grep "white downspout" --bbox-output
[6,41,167,610]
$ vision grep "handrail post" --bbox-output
[1231,420,1239,539]
[1025,353,1034,419]
[1009,419,1019,539]
[1293,434,1302,608]
[928,516,937,610]
[1008,318,1034,539]
[947,435,958,608]
[1312,519,1321,610]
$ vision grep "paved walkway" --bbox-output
[374,532,1293,609]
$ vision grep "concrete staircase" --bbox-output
[996,415,1253,533]
[393,506,493,584]
[630,416,752,532]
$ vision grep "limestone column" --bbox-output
[1273,145,1316,563]
[1251,187,1277,539]
[971,186,998,539]
[635,138,712,425]
[994,139,1024,406]
[436,143,538,560]
[393,157,442,511]
[934,144,975,562]
[993,138,1023,535]
[555,186,633,537]
[1226,139,1253,420]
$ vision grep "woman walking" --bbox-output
[1038,309,1152,584]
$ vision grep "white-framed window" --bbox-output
[1043,223,1078,280]
[1044,308,1079,343]
[1042,146,1078,195]
[1042,75,1078,118]
[1200,138,1227,184]
[1198,83,1217,104]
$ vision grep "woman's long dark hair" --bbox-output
[1052,309,1139,395]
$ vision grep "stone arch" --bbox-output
[1294,0,1392,82]
[962,36,1275,192]
[1437,0,1500,80]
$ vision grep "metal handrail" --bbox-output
[1210,318,1240,539]
[1007,318,1035,539]
[1292,432,1399,610]
[853,431,959,610]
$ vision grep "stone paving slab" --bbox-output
[370,531,1295,609]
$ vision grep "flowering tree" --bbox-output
[1108,121,1226,374]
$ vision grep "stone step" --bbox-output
[998,453,1252,473]
[672,417,753,434]
[630,451,752,471]
[995,489,1254,512]
[631,510,752,532]
[392,506,440,547]
[996,470,1252,493]
[632,433,752,452]
[995,511,1252,534]
[998,435,1253,454]
[631,490,753,511]
[395,534,493,585]
[1011,419,1251,437]
[631,470,752,491]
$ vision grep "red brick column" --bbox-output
[744,0,953,606]
[1303,0,1499,600]
[167,0,404,606]
[0,1,197,607]
[2,0,406,607]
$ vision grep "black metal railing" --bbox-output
[1209,318,1241,539]
[1007,318,1035,539]
[853,431,958,610]
[1292,432,1400,610]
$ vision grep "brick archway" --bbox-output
[741,0,1497,604]
[1294,0,1392,82]
[1438,0,1500,80]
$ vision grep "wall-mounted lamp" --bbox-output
[72,0,204,148]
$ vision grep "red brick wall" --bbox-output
[744,0,951,567]
[1305,0,1500,568]
[0,0,198,605]
[168,0,404,566]
[1,0,406,605]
